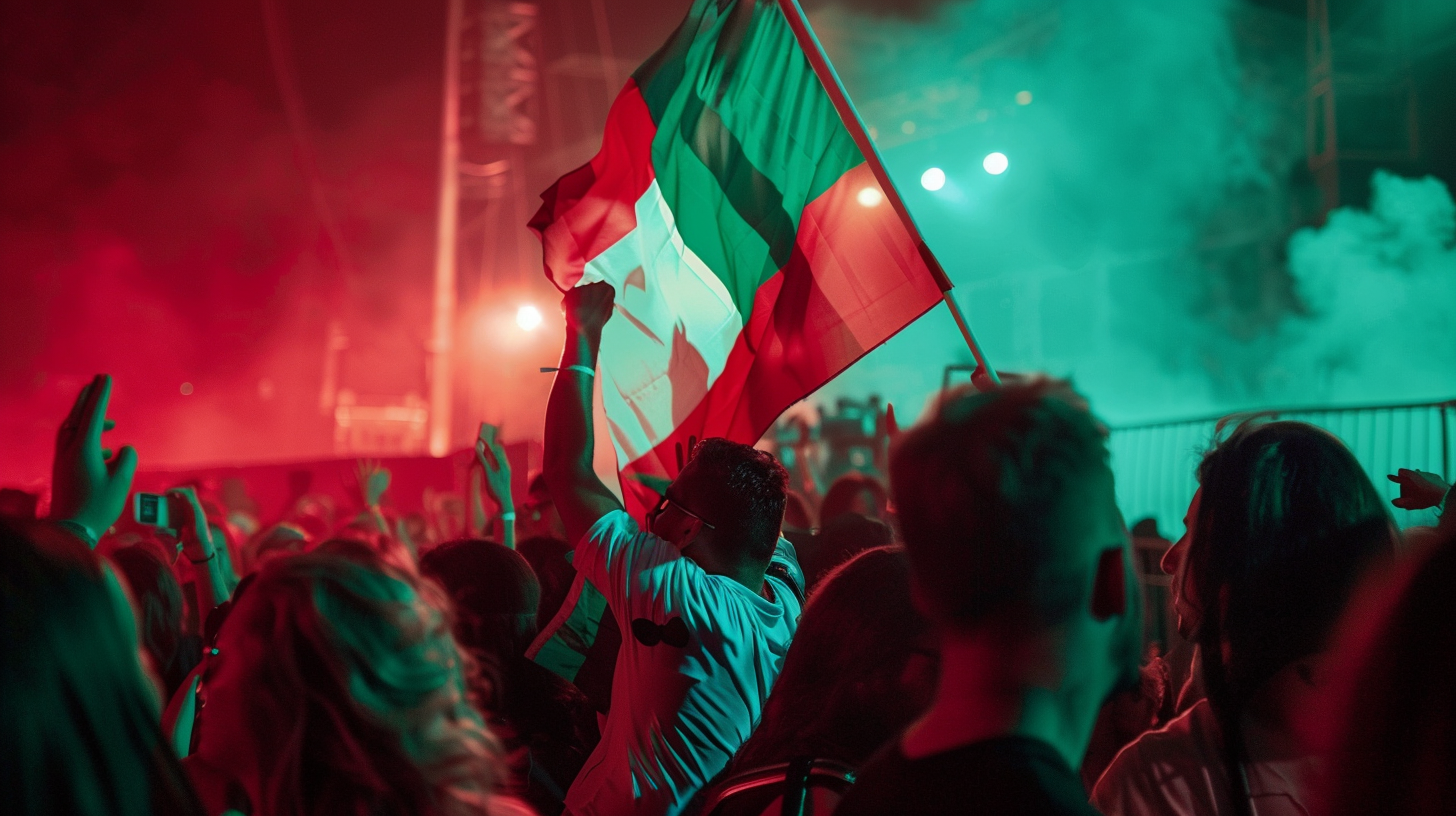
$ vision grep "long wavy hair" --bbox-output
[729,545,930,771]
[214,539,502,816]
[1186,420,1395,816]
[1,519,203,816]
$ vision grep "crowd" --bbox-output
[3,279,1454,816]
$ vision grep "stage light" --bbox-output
[1016,90,1033,105]
[180,382,194,396]
[920,167,946,191]
[516,304,543,331]
[983,152,1009,175]
[857,187,884,207]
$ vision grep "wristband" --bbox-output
[499,512,517,521]
[541,365,596,377]
[189,552,217,565]
[54,518,99,549]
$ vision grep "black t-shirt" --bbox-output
[833,735,1101,816]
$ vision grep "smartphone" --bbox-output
[134,492,180,530]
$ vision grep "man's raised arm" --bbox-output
[544,281,624,545]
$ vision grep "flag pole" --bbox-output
[774,0,1000,386]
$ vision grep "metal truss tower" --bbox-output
[429,0,541,456]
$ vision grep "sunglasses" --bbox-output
[647,493,715,531]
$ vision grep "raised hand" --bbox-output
[166,485,217,563]
[49,374,137,545]
[563,281,616,336]
[475,423,517,549]
[355,459,391,509]
[1388,468,1450,510]
[475,424,513,510]
[166,484,232,612]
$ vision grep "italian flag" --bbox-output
[529,0,947,523]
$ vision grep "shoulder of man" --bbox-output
[766,536,806,606]
[581,508,675,564]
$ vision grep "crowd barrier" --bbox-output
[1109,399,1456,538]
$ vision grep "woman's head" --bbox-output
[109,543,186,692]
[515,535,573,624]
[1179,420,1395,703]
[419,539,540,671]
[1,520,200,816]
[194,539,499,816]
[802,513,895,592]
[242,522,308,574]
[731,546,933,770]
[819,472,888,527]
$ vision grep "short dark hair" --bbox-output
[686,438,789,562]
[889,379,1110,630]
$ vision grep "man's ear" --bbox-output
[674,517,705,551]
[1091,547,1127,621]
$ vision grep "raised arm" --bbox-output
[169,486,231,618]
[544,282,623,545]
[476,428,517,549]
[48,373,137,547]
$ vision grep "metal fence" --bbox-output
[1109,399,1456,538]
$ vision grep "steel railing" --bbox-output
[1109,399,1455,537]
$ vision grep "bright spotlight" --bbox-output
[1015,90,1033,105]
[983,152,1009,175]
[920,167,946,191]
[856,187,884,207]
[516,304,543,331]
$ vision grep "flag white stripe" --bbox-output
[579,179,744,467]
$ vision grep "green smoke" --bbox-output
[1277,171,1456,402]
[805,0,1453,425]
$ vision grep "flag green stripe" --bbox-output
[680,93,798,268]
[632,0,866,323]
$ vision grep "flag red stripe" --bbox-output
[529,81,659,290]
[616,163,944,515]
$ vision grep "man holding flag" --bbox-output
[527,0,998,811]
[528,0,960,520]
[543,281,802,816]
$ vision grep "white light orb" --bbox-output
[856,187,884,207]
[920,167,946,191]
[516,304,543,331]
[983,152,1009,175]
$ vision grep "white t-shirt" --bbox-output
[564,510,801,816]
[1092,700,1319,816]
